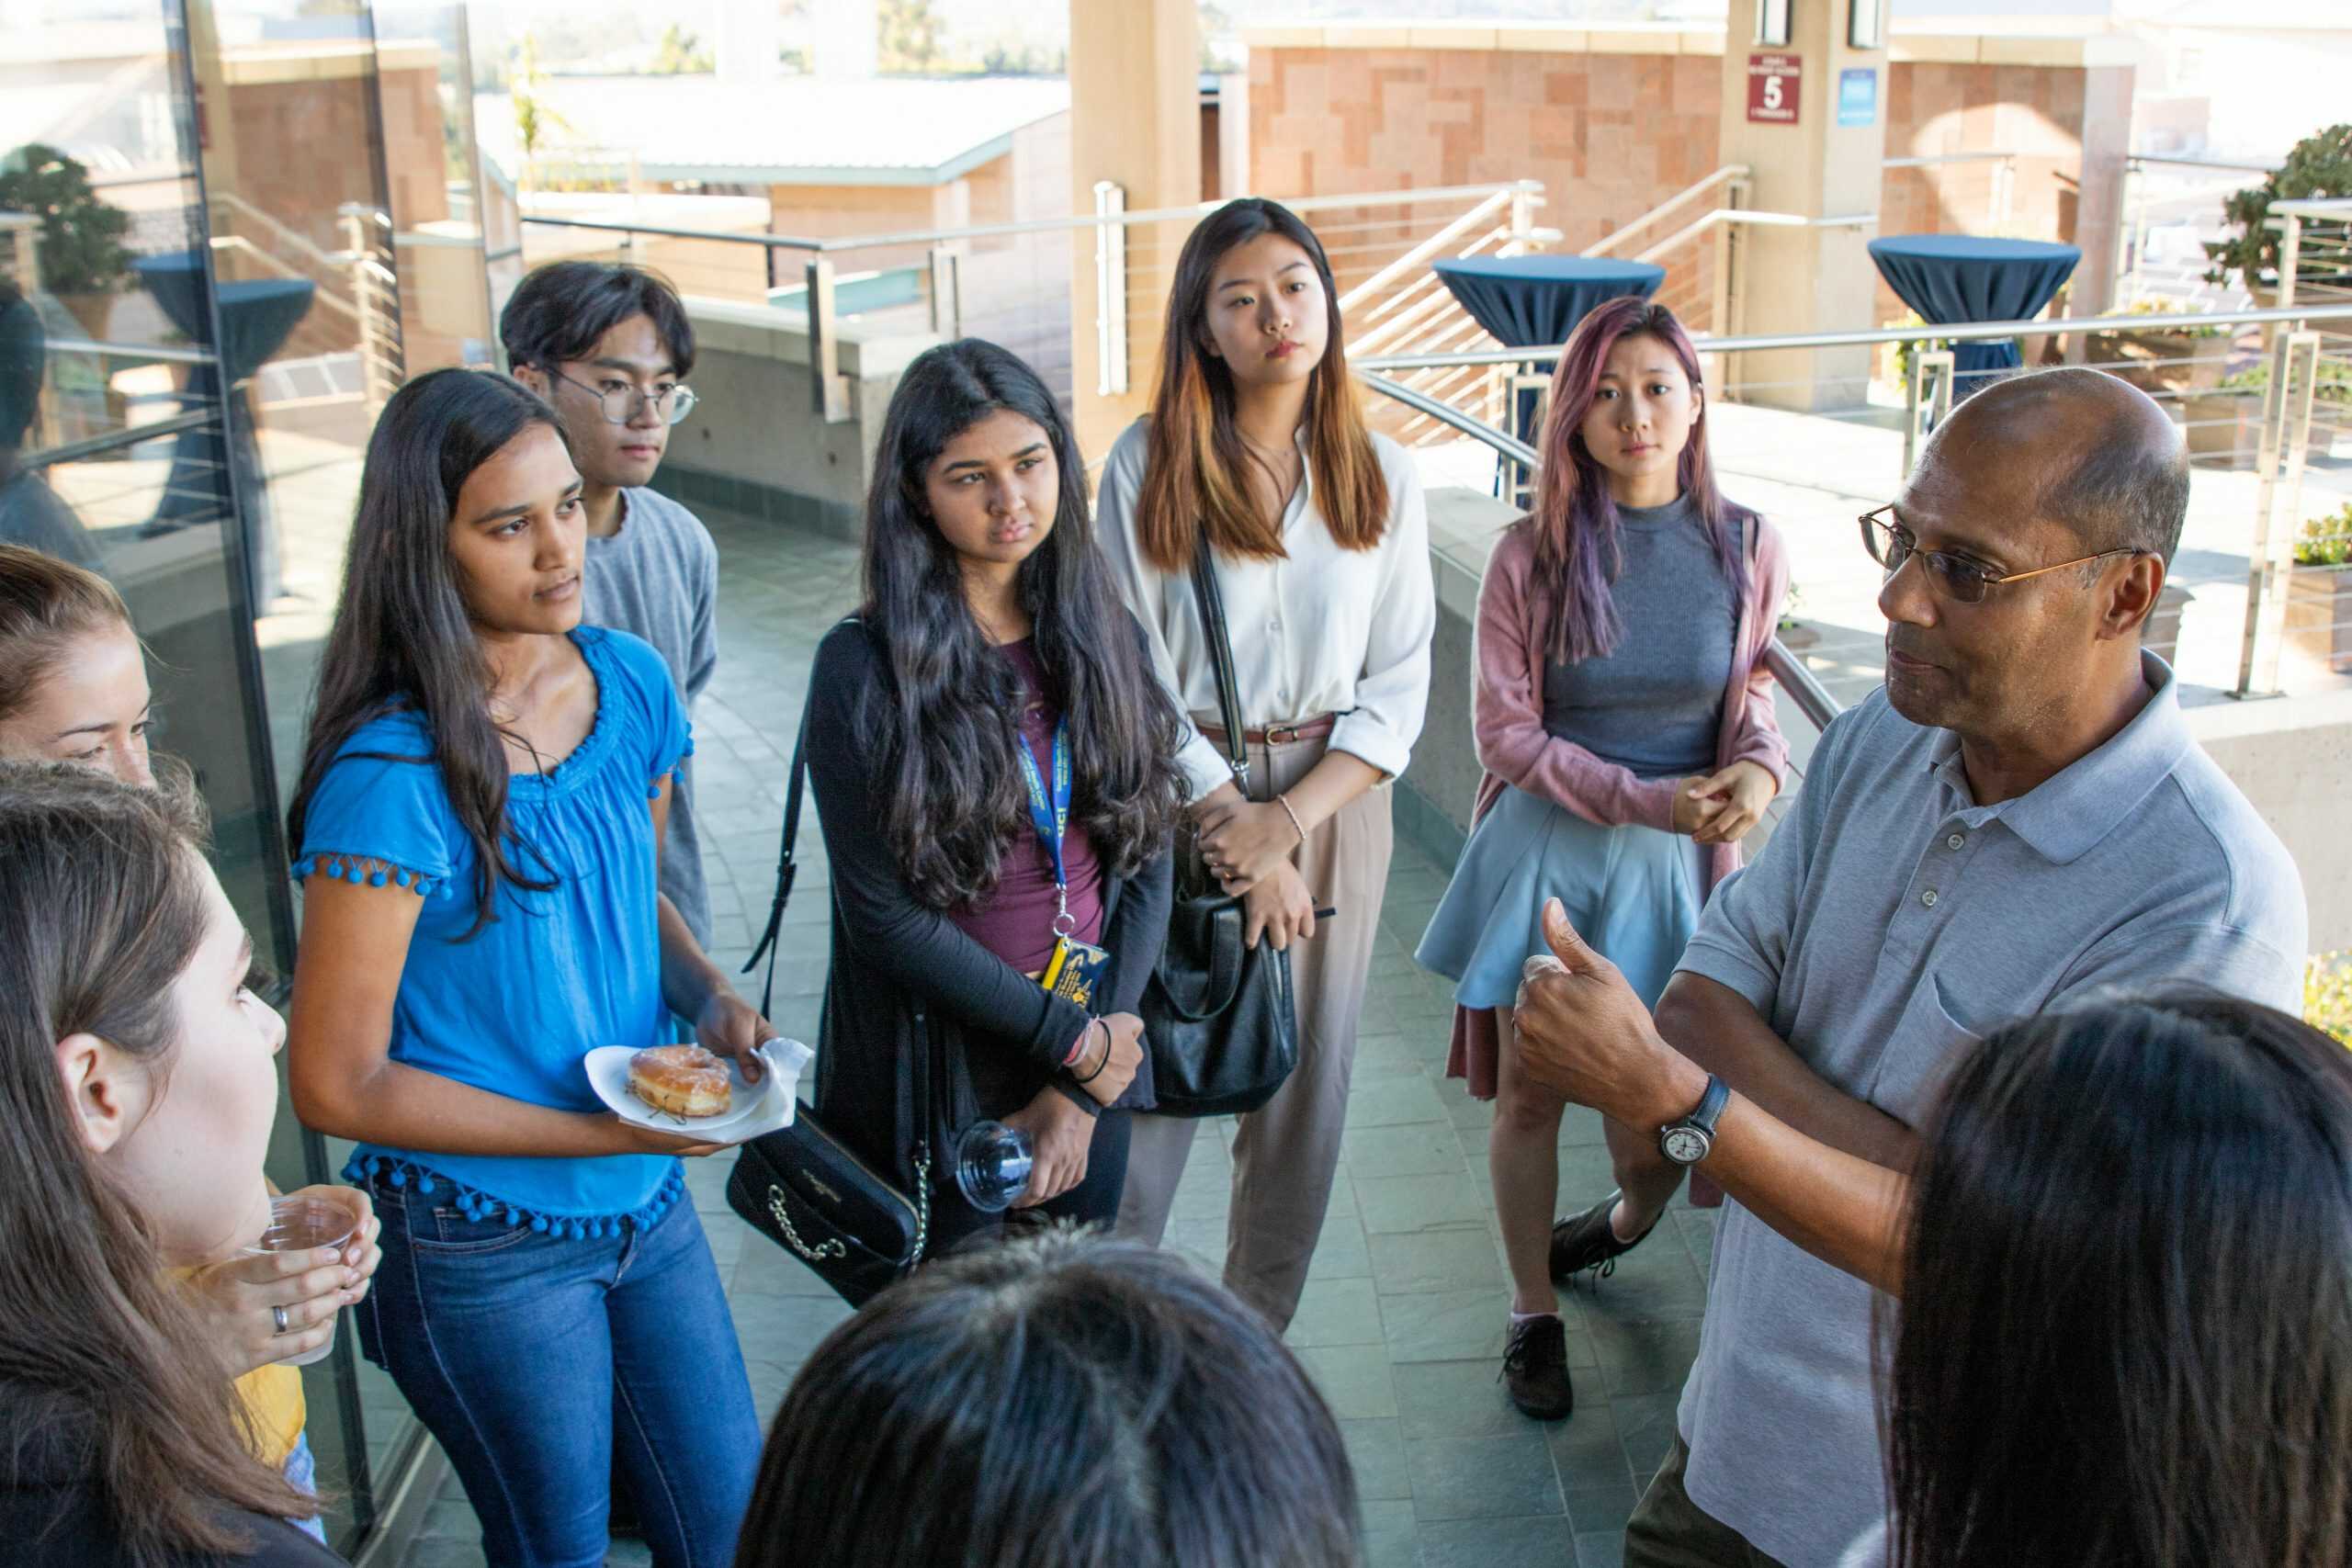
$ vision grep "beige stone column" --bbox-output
[1068,0,1201,462]
[1717,0,1886,409]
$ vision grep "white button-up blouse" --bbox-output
[1095,416,1437,802]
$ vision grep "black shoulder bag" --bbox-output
[1138,533,1300,1118]
[725,694,938,1309]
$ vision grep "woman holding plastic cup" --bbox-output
[0,760,349,1565]
[0,541,380,1539]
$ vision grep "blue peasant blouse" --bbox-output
[293,626,694,1235]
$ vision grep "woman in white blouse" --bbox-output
[1099,197,1435,1329]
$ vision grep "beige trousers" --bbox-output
[1117,734,1394,1328]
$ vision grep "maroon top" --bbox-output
[948,638,1106,974]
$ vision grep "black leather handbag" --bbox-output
[725,693,936,1309]
[1137,535,1299,1119]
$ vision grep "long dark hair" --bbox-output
[737,1231,1362,1567]
[860,339,1186,908]
[1887,994,2352,1568]
[0,761,315,1565]
[1133,197,1390,573]
[288,368,571,935]
[1526,298,1747,662]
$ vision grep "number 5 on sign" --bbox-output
[1747,52,1802,124]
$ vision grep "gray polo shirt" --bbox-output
[1673,652,2305,1567]
[582,486,720,947]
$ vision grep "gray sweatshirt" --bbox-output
[582,486,719,947]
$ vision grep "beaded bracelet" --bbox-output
[1275,793,1307,845]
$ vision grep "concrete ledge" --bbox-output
[1245,20,2137,69]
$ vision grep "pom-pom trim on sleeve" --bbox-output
[291,853,445,899]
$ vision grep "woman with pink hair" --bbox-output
[1415,299,1789,1420]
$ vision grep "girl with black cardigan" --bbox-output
[805,340,1183,1253]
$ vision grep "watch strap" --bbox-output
[1687,1074,1730,1136]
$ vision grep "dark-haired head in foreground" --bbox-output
[1889,993,2352,1568]
[736,1232,1361,1567]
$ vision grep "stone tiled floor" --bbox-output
[395,505,1713,1568]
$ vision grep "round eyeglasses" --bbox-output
[1860,504,2141,605]
[548,367,698,426]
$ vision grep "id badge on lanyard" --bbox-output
[1016,716,1112,1009]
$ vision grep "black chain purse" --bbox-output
[1137,534,1300,1118]
[725,691,937,1309]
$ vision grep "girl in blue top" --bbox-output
[282,369,763,1568]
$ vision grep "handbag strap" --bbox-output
[1188,529,1252,796]
[741,616,934,1179]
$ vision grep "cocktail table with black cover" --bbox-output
[1431,254,1667,454]
[1866,234,2080,399]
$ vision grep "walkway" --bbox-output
[394,503,1706,1568]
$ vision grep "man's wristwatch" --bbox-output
[1657,1075,1730,1167]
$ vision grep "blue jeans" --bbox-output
[357,1179,760,1568]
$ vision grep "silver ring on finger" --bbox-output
[272,1304,291,1336]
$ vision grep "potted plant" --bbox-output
[2285,504,2352,673]
[2203,123,2352,301]
[2086,297,2233,396]
[2184,357,2352,463]
[0,144,133,342]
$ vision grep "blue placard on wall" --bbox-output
[1838,67,1878,128]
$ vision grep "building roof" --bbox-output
[474,73,1070,189]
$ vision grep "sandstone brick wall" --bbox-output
[1248,34,2128,349]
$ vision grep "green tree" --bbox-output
[509,35,575,196]
[0,145,132,296]
[878,0,946,73]
[650,23,713,74]
[2204,124,2352,292]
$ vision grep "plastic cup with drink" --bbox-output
[240,1194,361,1368]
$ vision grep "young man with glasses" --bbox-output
[1509,367,2305,1567]
[503,262,719,955]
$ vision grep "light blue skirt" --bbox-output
[1415,782,1707,1011]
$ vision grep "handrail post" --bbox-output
[927,243,962,340]
[2235,329,2320,697]
[1093,180,1128,398]
[806,256,849,424]
[342,206,393,411]
[1510,181,1537,244]
[1711,178,1743,351]
[1903,348,1954,478]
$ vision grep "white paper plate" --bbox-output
[583,1039,811,1145]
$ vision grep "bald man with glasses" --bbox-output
[1510,367,2307,1568]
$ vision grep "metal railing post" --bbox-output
[2235,328,2321,697]
[806,256,850,424]
[1093,180,1128,398]
[341,205,395,411]
[1903,349,1954,478]
[927,244,962,340]
[1712,179,1744,352]
[1510,181,1537,244]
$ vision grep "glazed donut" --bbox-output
[628,1045,732,1119]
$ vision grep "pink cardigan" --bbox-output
[1444,508,1792,1099]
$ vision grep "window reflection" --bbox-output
[1,0,500,1554]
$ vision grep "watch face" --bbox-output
[1662,1126,1710,1166]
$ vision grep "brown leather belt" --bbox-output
[1201,714,1338,747]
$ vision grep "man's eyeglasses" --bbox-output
[548,367,698,427]
[1859,504,2142,605]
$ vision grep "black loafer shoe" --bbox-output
[1549,1189,1659,1284]
[1500,1313,1575,1420]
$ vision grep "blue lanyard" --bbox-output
[1012,717,1076,934]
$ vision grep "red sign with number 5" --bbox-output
[1747,52,1801,124]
